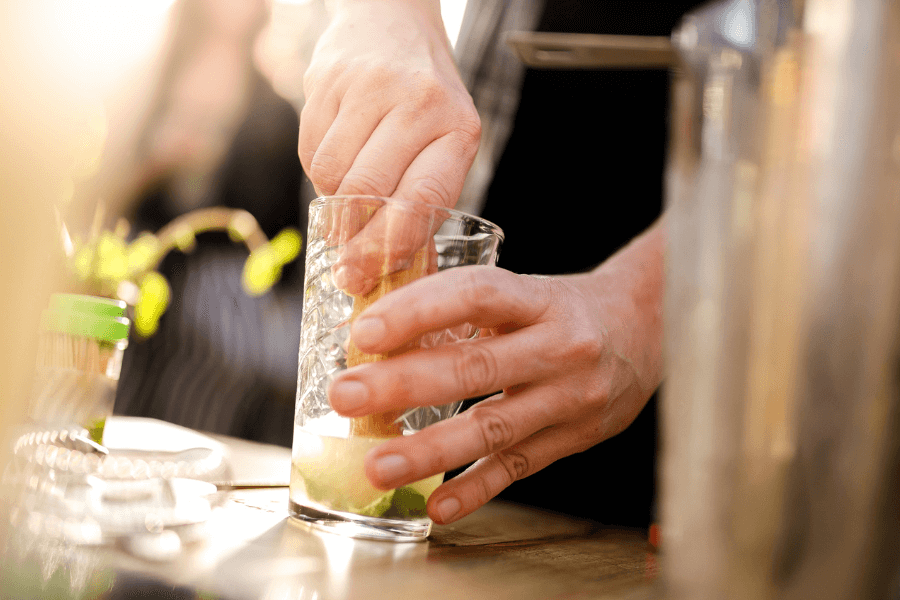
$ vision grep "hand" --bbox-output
[319,196,444,295]
[326,224,666,524]
[299,0,480,208]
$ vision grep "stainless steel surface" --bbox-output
[505,31,675,69]
[661,0,900,598]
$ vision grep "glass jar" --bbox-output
[28,294,130,443]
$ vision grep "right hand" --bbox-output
[299,0,480,210]
[326,222,667,524]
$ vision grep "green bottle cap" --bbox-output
[49,293,126,318]
[42,294,130,342]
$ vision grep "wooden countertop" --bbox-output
[99,487,657,600]
[1,418,658,600]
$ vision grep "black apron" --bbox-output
[475,0,706,528]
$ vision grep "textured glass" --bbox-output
[290,195,503,541]
[295,197,504,434]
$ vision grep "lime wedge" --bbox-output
[353,490,395,517]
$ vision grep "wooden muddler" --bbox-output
[347,245,432,438]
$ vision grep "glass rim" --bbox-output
[311,195,505,243]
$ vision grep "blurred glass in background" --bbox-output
[103,0,312,447]
[32,0,359,449]
[0,1,328,596]
[0,1,173,596]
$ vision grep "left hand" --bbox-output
[326,225,665,524]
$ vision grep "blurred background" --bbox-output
[0,0,470,451]
[0,0,682,531]
[3,0,900,597]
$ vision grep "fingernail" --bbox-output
[329,380,369,413]
[332,264,351,290]
[435,497,461,523]
[332,264,365,294]
[353,316,386,346]
[372,454,411,483]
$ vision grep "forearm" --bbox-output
[324,0,446,34]
[327,0,440,12]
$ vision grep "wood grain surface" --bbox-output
[3,422,656,600]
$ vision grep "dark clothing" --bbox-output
[474,0,706,529]
[114,74,308,447]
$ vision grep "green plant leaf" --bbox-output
[135,272,170,337]
[95,232,128,280]
[127,233,160,277]
[241,228,302,296]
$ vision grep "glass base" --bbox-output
[288,498,432,542]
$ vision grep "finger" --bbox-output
[426,417,603,524]
[321,194,379,249]
[329,325,559,416]
[313,195,430,265]
[297,86,339,189]
[349,267,552,352]
[361,387,564,491]
[393,127,480,209]
[304,97,385,197]
[326,126,479,295]
[331,199,448,294]
[307,194,369,250]
[334,108,445,198]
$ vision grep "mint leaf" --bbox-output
[384,486,427,519]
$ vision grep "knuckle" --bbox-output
[452,344,499,398]
[359,63,395,90]
[577,422,605,451]
[566,328,605,363]
[308,151,344,195]
[402,297,432,333]
[592,379,613,411]
[471,474,496,508]
[304,58,347,93]
[416,436,452,478]
[297,121,319,168]
[387,373,415,412]
[467,406,516,454]
[301,65,322,95]
[404,176,455,208]
[462,448,531,511]
[297,142,314,173]
[340,165,395,197]
[406,73,449,111]
[516,274,557,322]
[495,448,530,484]
[453,110,482,153]
[458,271,504,313]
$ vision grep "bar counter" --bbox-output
[2,418,657,600]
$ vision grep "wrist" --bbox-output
[574,219,666,394]
[327,0,442,20]
[323,0,450,49]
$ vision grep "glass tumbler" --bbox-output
[289,195,504,541]
[28,293,130,444]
